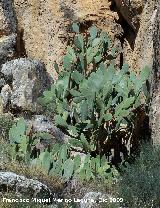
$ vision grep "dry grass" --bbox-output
[0,137,64,191]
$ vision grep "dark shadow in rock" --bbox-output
[109,0,138,50]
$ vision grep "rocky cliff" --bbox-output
[0,0,156,78]
[150,0,160,145]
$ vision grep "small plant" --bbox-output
[39,23,150,160]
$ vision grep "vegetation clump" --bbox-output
[39,23,150,163]
[7,23,150,185]
[115,143,160,207]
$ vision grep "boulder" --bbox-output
[0,0,17,35]
[0,84,12,111]
[0,78,6,89]
[150,1,160,145]
[126,0,157,72]
[0,34,17,67]
[80,192,110,208]
[28,115,69,143]
[0,171,54,200]
[1,58,51,112]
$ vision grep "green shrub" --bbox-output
[8,118,118,182]
[116,143,160,207]
[39,23,150,159]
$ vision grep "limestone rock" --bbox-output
[0,34,17,67]
[0,84,12,110]
[1,58,51,112]
[12,0,123,78]
[80,192,110,208]
[0,171,54,199]
[0,0,17,35]
[150,1,160,145]
[127,0,157,72]
[28,115,69,143]
[0,78,6,89]
[0,0,154,77]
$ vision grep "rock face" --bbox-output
[150,0,160,145]
[1,58,51,112]
[29,115,69,143]
[0,171,54,199]
[8,0,153,77]
[0,34,17,66]
[0,0,17,35]
[127,1,157,72]
[0,0,156,77]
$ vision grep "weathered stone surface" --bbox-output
[127,0,157,72]
[80,192,110,208]
[12,0,123,78]
[0,0,17,35]
[10,0,155,76]
[1,58,51,112]
[150,0,160,145]
[0,171,54,199]
[29,115,69,143]
[0,84,12,111]
[0,34,17,67]
[0,78,6,88]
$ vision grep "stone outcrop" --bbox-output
[150,0,160,145]
[12,0,121,77]
[10,0,155,77]
[0,34,17,66]
[0,0,156,77]
[0,0,17,36]
[127,1,156,72]
[0,171,54,199]
[0,58,51,112]
[27,115,69,143]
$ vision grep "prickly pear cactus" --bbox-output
[39,23,150,161]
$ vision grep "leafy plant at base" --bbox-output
[8,118,117,182]
[39,23,150,159]
[9,118,52,163]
